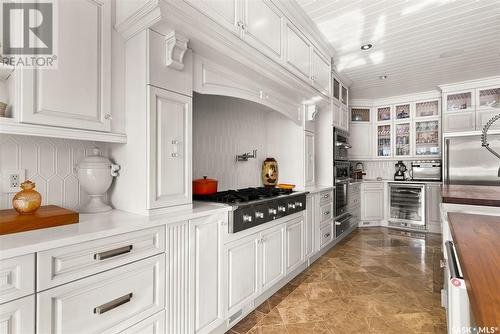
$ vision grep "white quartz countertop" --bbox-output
[0,203,231,260]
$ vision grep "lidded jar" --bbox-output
[77,148,120,213]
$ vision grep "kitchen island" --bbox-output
[442,184,500,207]
[447,212,500,328]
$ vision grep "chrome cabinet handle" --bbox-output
[94,245,133,261]
[324,233,331,238]
[94,293,133,314]
[335,221,341,226]
[323,194,329,198]
[171,139,180,158]
[104,114,112,120]
[324,211,330,215]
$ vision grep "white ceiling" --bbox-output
[297,0,500,99]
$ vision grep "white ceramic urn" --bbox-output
[77,148,120,213]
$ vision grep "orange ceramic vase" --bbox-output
[12,181,42,214]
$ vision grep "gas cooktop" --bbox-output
[194,187,307,233]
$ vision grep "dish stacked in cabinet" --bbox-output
[319,189,335,248]
[0,226,166,334]
[348,182,361,227]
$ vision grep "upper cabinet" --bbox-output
[441,78,500,133]
[1,0,123,142]
[285,22,311,79]
[311,48,331,95]
[186,0,240,35]
[241,0,283,59]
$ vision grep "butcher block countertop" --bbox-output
[447,212,500,327]
[442,185,500,207]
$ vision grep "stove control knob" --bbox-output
[268,208,277,215]
[288,203,296,209]
[295,202,303,208]
[278,206,286,212]
[243,214,253,223]
[255,211,264,219]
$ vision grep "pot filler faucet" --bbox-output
[481,113,500,177]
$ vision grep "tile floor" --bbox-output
[226,227,446,334]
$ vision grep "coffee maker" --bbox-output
[394,161,407,181]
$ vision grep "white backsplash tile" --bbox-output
[0,135,107,210]
[358,160,412,180]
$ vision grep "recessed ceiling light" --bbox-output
[379,75,387,80]
[439,49,464,58]
[361,43,373,50]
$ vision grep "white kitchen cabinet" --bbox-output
[260,224,286,291]
[0,295,35,334]
[286,216,304,273]
[361,183,384,222]
[0,254,35,304]
[319,222,333,248]
[305,195,315,258]
[37,254,165,334]
[241,0,284,59]
[185,0,240,35]
[476,109,500,131]
[190,214,228,334]
[350,123,373,159]
[476,86,500,130]
[311,48,331,95]
[148,86,192,210]
[19,0,111,132]
[443,112,475,133]
[340,105,350,131]
[304,130,315,186]
[225,234,259,315]
[121,311,165,334]
[285,22,311,80]
[426,184,442,233]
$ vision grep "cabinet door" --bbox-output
[350,123,373,159]
[477,109,500,131]
[286,217,304,273]
[305,196,314,258]
[361,189,384,221]
[186,0,239,35]
[426,185,441,227]
[225,235,259,314]
[377,124,392,157]
[242,0,283,59]
[0,295,35,334]
[341,105,350,131]
[191,214,227,334]
[148,87,192,209]
[415,119,441,157]
[120,310,165,334]
[260,225,285,291]
[332,101,341,128]
[312,48,330,95]
[394,122,411,157]
[443,112,475,133]
[20,0,111,131]
[285,22,310,79]
[304,131,315,186]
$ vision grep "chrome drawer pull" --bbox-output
[94,245,133,261]
[324,233,331,238]
[323,194,329,198]
[94,293,133,314]
[324,211,330,215]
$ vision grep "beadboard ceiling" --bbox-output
[297,0,500,99]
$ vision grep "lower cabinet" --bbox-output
[190,214,227,334]
[286,217,304,273]
[0,295,35,334]
[426,184,442,232]
[304,195,315,257]
[225,234,260,315]
[37,254,165,334]
[260,224,286,291]
[360,183,385,223]
[120,310,166,334]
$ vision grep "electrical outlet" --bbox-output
[1,169,26,193]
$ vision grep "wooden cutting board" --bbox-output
[0,205,79,236]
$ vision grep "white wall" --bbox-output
[0,135,107,210]
[193,94,303,191]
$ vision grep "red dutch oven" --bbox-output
[193,176,218,195]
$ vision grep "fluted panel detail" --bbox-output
[166,221,190,334]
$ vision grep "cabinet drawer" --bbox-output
[320,223,333,248]
[120,310,165,334]
[0,295,35,334]
[319,190,333,205]
[0,254,35,304]
[362,182,384,190]
[37,226,165,290]
[320,202,333,222]
[37,254,165,334]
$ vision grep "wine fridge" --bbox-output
[388,183,426,231]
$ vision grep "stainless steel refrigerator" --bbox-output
[444,133,500,185]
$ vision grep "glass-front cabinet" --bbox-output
[351,107,370,122]
[377,124,391,157]
[415,119,440,156]
[444,90,474,113]
[395,104,410,120]
[477,87,500,109]
[415,100,440,118]
[394,122,411,157]
[377,106,391,122]
[333,77,340,100]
